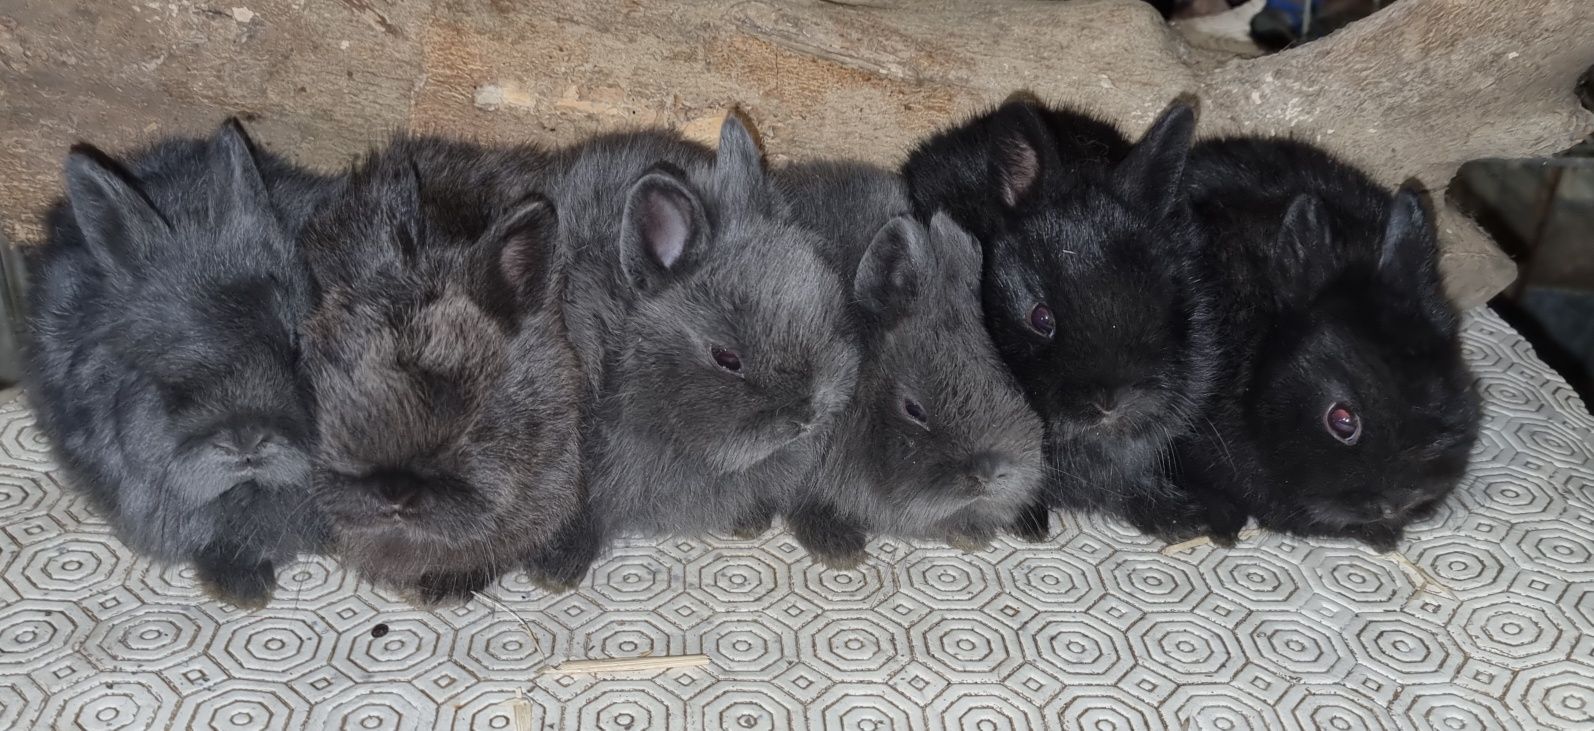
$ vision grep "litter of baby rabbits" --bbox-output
[22,90,1478,619]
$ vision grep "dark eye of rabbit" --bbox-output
[902,397,930,428]
[1324,403,1362,445]
[712,346,743,374]
[1027,303,1056,338]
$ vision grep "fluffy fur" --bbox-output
[1170,138,1480,551]
[524,119,860,589]
[24,120,335,607]
[776,161,1044,566]
[300,137,583,604]
[901,97,1220,541]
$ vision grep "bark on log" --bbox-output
[2,0,1590,306]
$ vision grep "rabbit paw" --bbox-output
[406,569,493,608]
[197,560,275,610]
[813,548,867,571]
[1008,502,1052,543]
[947,535,992,554]
[730,509,774,540]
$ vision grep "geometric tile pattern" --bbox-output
[1,308,1591,730]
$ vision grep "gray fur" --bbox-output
[301,136,583,605]
[24,120,335,607]
[526,119,859,587]
[776,161,1045,565]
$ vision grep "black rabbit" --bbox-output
[902,97,1221,542]
[300,137,583,605]
[1170,138,1480,551]
[776,161,1045,567]
[524,118,860,590]
[25,120,336,608]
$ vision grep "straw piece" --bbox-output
[540,655,711,675]
[1384,551,1457,599]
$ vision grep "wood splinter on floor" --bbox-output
[502,690,536,731]
[539,654,712,675]
[1383,550,1457,599]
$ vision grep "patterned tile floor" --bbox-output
[1,308,1591,730]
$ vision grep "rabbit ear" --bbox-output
[927,210,982,283]
[1273,192,1332,300]
[854,215,926,326]
[713,113,769,207]
[988,101,1057,209]
[621,165,708,293]
[64,145,169,269]
[1114,100,1196,218]
[1378,184,1438,290]
[361,154,424,262]
[486,193,558,311]
[211,118,274,221]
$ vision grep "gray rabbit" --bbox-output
[25,120,335,608]
[525,118,860,590]
[300,137,583,606]
[776,161,1046,567]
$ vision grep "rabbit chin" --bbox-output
[329,514,489,573]
[166,446,311,504]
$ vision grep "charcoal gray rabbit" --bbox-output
[524,118,860,590]
[902,97,1220,542]
[25,120,335,608]
[1170,138,1480,551]
[776,161,1044,567]
[300,137,583,605]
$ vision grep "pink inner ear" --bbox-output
[1000,135,1039,208]
[644,189,689,269]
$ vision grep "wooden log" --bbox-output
[3,0,1589,305]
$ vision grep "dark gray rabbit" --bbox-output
[25,120,335,608]
[1170,138,1480,551]
[300,137,583,605]
[901,97,1220,542]
[775,161,1044,567]
[524,118,860,590]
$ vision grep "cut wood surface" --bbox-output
[3,0,1591,305]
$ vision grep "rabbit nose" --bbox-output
[1093,387,1127,417]
[792,402,820,433]
[378,482,419,511]
[215,426,271,459]
[965,452,1015,492]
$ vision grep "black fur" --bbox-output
[902,98,1220,541]
[1171,138,1480,551]
[24,120,336,608]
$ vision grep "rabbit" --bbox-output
[774,161,1045,567]
[1168,138,1480,552]
[901,96,1222,543]
[300,136,583,605]
[523,117,860,590]
[24,119,336,608]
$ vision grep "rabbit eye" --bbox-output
[1027,303,1055,338]
[1324,402,1362,445]
[711,346,743,373]
[903,398,929,427]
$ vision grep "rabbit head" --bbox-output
[1247,187,1479,535]
[607,119,859,474]
[301,142,566,569]
[62,122,314,504]
[973,101,1213,449]
[844,213,1045,524]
